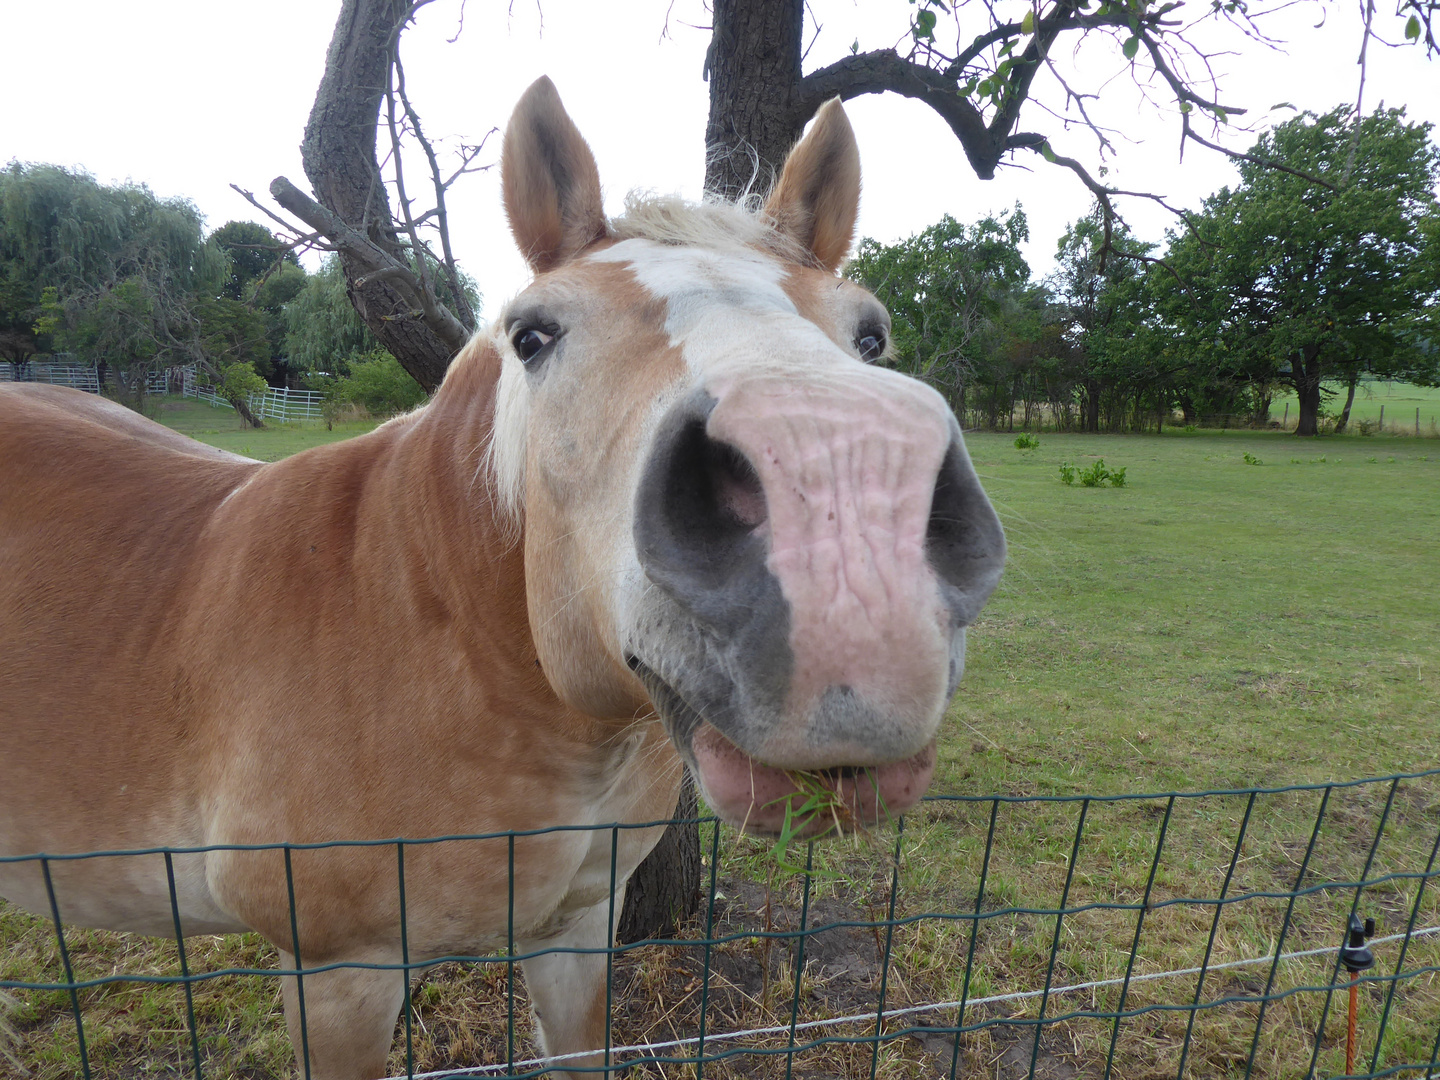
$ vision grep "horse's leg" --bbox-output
[520,888,624,1078]
[277,950,407,1080]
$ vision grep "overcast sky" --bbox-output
[4,1,1437,321]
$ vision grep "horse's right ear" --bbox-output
[501,77,608,275]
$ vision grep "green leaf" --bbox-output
[1021,9,1035,33]
[915,8,937,37]
[850,37,860,54]
[1122,35,1141,59]
[1405,14,1422,39]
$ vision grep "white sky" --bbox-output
[3,0,1437,322]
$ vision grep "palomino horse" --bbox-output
[0,78,1004,1078]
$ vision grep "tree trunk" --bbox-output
[616,772,701,944]
[620,1,811,941]
[703,0,807,200]
[1292,349,1324,436]
[1251,388,1273,428]
[1083,380,1101,433]
[1334,371,1359,434]
[298,0,462,392]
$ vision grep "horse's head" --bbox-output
[486,77,1005,836]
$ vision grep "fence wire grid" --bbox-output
[3,769,1439,1080]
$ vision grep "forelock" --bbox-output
[611,192,816,269]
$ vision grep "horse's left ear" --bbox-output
[764,98,861,272]
[502,77,608,274]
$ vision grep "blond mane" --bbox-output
[610,191,815,267]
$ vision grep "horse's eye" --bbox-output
[512,327,553,363]
[857,332,886,362]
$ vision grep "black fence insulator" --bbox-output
[1341,914,1377,974]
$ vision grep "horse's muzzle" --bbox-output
[629,379,1004,828]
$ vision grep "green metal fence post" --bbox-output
[40,856,91,1080]
[283,845,312,1080]
[164,850,205,1079]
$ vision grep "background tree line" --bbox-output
[848,106,1440,435]
[0,163,443,422]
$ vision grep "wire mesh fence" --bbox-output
[3,769,1438,1079]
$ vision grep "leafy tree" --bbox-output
[197,296,271,372]
[282,255,383,373]
[210,220,298,302]
[0,163,227,391]
[847,208,1032,421]
[1047,210,1185,431]
[323,350,427,416]
[1161,107,1440,435]
[217,360,269,426]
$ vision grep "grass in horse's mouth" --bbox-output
[752,767,890,874]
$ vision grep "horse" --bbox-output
[0,77,1004,1079]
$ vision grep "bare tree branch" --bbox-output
[268,174,470,349]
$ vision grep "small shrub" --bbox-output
[326,352,427,417]
[1243,451,1263,466]
[1183,424,1198,434]
[1014,432,1040,450]
[1356,418,1380,436]
[1061,460,1125,487]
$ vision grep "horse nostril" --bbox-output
[926,435,1007,627]
[634,396,777,633]
[708,439,766,530]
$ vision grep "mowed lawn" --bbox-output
[1272,381,1440,433]
[2,414,1438,1079]
[151,396,380,459]
[947,427,1440,795]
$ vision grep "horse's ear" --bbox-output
[763,98,861,272]
[502,77,608,274]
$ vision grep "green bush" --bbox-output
[219,361,267,406]
[326,352,427,417]
[1243,451,1263,466]
[1062,459,1126,487]
[1014,432,1040,450]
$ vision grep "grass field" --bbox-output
[2,420,1438,1079]
[148,396,381,460]
[1271,381,1440,434]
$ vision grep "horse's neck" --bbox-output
[354,347,534,667]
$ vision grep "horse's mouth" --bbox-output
[628,656,937,838]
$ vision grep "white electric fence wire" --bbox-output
[382,923,1440,1079]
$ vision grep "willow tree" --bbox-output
[0,163,236,412]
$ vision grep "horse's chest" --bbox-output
[516,733,677,943]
